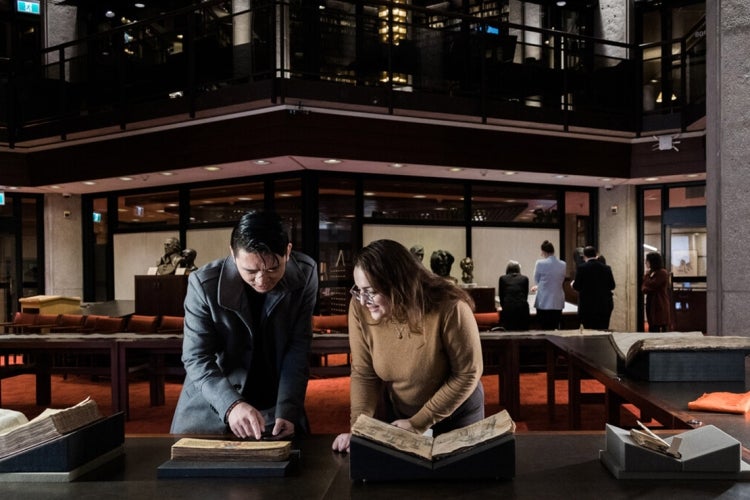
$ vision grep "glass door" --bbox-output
[0,222,17,322]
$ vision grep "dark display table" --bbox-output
[2,434,748,499]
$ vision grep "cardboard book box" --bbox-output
[610,333,750,382]
[350,433,515,482]
[0,413,125,482]
[600,423,750,480]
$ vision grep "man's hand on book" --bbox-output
[332,432,351,453]
[227,402,266,439]
[270,418,295,439]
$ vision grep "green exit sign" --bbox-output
[17,0,40,14]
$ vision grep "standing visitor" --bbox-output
[642,251,671,332]
[572,246,616,329]
[498,260,530,331]
[531,240,567,330]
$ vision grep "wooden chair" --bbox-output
[50,314,87,332]
[157,315,184,334]
[82,315,127,333]
[0,311,40,333]
[125,315,159,334]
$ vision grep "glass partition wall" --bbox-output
[86,170,595,316]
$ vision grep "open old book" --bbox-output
[608,331,705,364]
[0,397,103,460]
[351,410,515,462]
[170,438,292,462]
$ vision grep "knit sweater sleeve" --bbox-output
[348,301,382,428]
[408,301,483,433]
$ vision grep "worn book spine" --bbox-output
[0,413,124,473]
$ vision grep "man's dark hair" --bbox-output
[583,246,597,259]
[230,211,289,256]
[541,240,555,254]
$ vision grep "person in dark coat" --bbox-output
[498,260,530,331]
[170,212,318,439]
[642,251,671,332]
[572,246,616,330]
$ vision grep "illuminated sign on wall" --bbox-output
[17,0,40,15]
[0,192,5,206]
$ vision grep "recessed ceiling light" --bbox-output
[686,173,699,178]
[413,194,426,198]
[237,197,252,201]
[119,177,134,181]
[160,171,174,176]
[279,193,292,197]
[8,186,18,190]
[644,177,659,181]
[323,159,341,164]
[390,163,405,168]
[204,166,221,172]
[50,185,62,189]
[167,203,178,207]
[600,178,613,182]
[504,171,517,176]
[554,174,568,179]
[134,2,145,7]
[364,192,375,196]
[448,167,463,172]
[83,181,96,185]
[253,160,271,165]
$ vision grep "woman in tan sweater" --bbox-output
[332,239,484,453]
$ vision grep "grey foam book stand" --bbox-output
[600,424,750,480]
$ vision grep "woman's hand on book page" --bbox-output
[332,433,351,453]
[391,419,416,433]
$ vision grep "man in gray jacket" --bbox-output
[170,212,318,440]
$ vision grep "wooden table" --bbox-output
[0,333,183,418]
[2,434,748,498]
[546,334,750,452]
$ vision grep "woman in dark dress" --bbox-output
[642,251,671,332]
[498,260,530,331]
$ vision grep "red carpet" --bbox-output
[0,371,647,435]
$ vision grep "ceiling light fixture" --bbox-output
[119,177,134,181]
[449,167,463,172]
[323,159,341,164]
[556,1,566,6]
[504,171,517,176]
[253,160,271,165]
[203,166,221,172]
[83,181,96,185]
[160,172,174,176]
[390,163,405,168]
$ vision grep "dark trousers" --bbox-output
[536,309,562,330]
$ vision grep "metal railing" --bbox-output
[0,0,705,147]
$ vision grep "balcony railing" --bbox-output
[0,0,705,148]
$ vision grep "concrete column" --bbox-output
[706,2,750,336]
[44,193,83,298]
[598,185,638,332]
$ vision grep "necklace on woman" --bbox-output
[392,321,406,339]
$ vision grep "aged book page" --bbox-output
[608,331,703,361]
[0,397,103,460]
[170,438,292,462]
[351,415,434,460]
[431,410,515,459]
[351,410,515,461]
